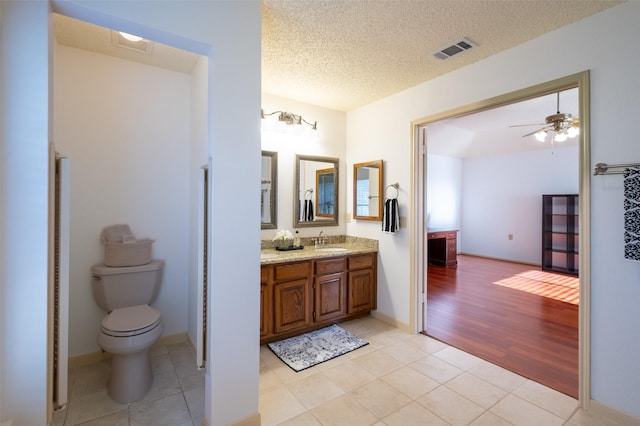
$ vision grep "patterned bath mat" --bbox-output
[267,324,369,372]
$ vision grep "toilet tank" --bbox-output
[91,260,164,311]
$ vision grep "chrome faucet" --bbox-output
[318,230,327,246]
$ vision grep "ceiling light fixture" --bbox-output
[119,32,143,42]
[261,110,318,140]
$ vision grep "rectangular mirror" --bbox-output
[261,150,277,229]
[353,159,383,221]
[295,155,339,227]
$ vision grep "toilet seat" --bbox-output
[101,304,161,337]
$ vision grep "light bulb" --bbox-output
[554,132,568,142]
[535,131,547,142]
[567,126,579,138]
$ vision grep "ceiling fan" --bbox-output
[511,91,580,142]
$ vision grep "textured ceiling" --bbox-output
[52,2,619,157]
[262,0,621,111]
[53,1,622,112]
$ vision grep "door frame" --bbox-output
[409,71,591,406]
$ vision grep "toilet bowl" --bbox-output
[98,304,163,403]
[91,260,164,403]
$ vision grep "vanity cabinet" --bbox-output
[260,252,377,344]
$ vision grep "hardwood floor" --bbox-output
[426,254,579,398]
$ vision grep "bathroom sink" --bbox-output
[260,253,279,259]
[316,247,348,252]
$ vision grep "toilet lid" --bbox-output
[101,304,161,333]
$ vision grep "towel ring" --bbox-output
[305,188,314,200]
[385,183,399,200]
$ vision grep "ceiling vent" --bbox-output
[432,37,477,60]
[111,31,154,55]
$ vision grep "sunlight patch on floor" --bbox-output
[493,269,579,305]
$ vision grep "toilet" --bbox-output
[91,260,164,403]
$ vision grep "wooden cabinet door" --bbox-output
[260,266,273,338]
[348,268,375,314]
[274,278,312,333]
[314,272,346,322]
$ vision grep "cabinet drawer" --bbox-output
[314,258,346,276]
[348,253,374,270]
[274,262,309,281]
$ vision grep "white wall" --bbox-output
[348,2,640,418]
[53,44,192,357]
[1,1,261,425]
[426,154,462,233]
[0,1,50,424]
[261,93,347,241]
[461,145,578,264]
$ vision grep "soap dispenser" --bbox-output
[293,230,300,248]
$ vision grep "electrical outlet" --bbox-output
[345,212,352,223]
[508,234,513,240]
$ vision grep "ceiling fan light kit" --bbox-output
[516,91,580,143]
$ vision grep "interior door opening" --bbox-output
[412,72,590,402]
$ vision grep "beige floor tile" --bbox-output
[286,371,345,409]
[445,372,508,409]
[417,385,485,426]
[381,401,449,426]
[260,345,282,366]
[469,411,516,425]
[260,363,285,392]
[566,408,622,426]
[512,379,578,420]
[352,350,404,377]
[259,385,307,426]
[468,360,527,392]
[350,379,412,419]
[271,361,317,384]
[64,388,127,426]
[72,409,130,426]
[381,366,439,400]
[129,393,192,426]
[381,341,429,365]
[403,333,449,354]
[408,354,463,384]
[489,394,564,426]
[184,386,205,425]
[323,360,376,392]
[311,394,378,426]
[277,411,323,425]
[433,346,484,371]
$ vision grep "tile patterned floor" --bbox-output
[53,316,619,425]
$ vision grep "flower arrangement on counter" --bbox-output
[272,229,293,248]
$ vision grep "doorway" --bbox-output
[411,72,591,402]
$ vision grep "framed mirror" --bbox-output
[261,151,277,229]
[295,154,339,227]
[353,160,383,221]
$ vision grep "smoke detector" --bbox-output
[432,37,477,60]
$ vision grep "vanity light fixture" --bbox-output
[261,109,319,140]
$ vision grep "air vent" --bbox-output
[432,37,477,60]
[111,31,153,55]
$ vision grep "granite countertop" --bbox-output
[260,236,378,265]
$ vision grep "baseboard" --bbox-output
[370,311,411,333]
[589,399,640,425]
[458,252,540,267]
[229,412,261,426]
[68,332,188,368]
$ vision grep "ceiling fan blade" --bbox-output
[509,123,546,128]
[522,127,548,137]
